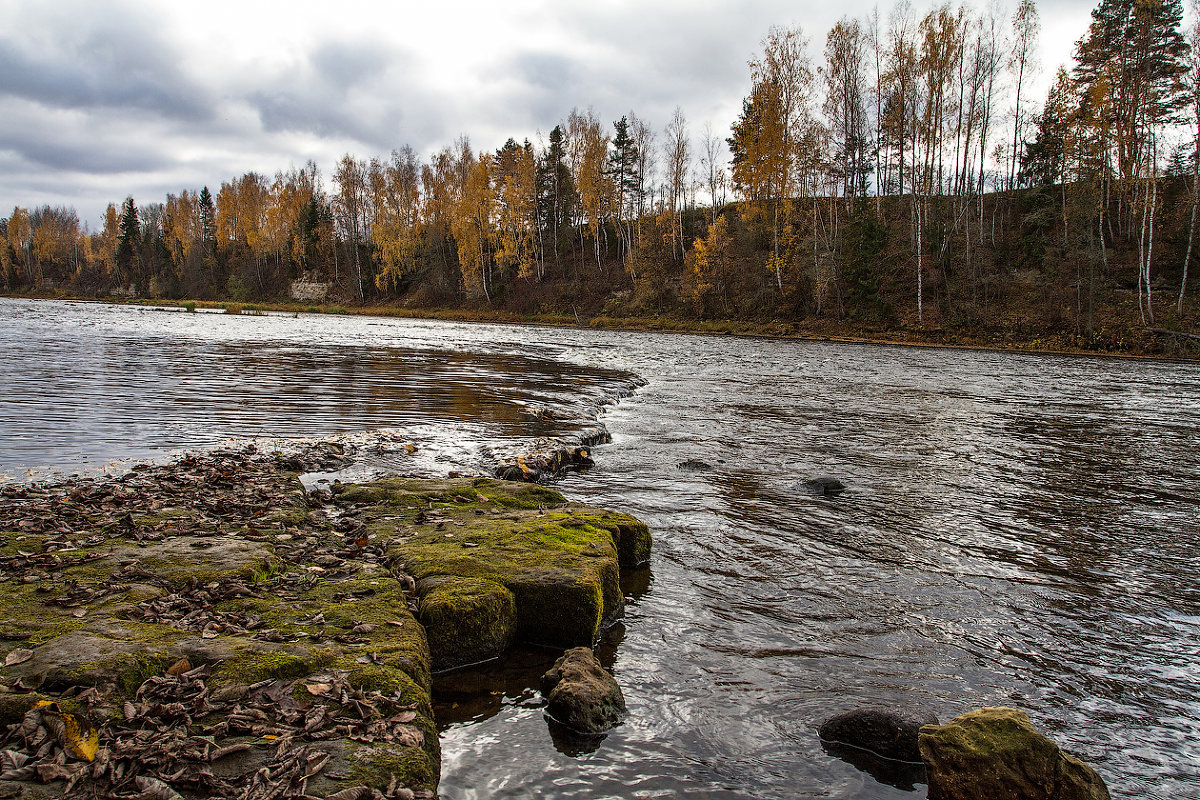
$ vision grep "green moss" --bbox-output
[225,578,431,690]
[418,577,515,670]
[392,509,623,647]
[209,648,328,686]
[566,508,653,567]
[346,743,438,794]
[60,623,189,695]
[469,478,565,509]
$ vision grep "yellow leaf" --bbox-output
[35,703,99,762]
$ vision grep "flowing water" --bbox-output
[2,298,1198,799]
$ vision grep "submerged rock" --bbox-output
[677,459,714,472]
[918,707,1111,800]
[799,476,846,496]
[540,647,626,734]
[819,707,937,763]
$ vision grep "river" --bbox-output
[1,298,1198,799]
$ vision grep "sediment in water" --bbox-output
[0,443,650,799]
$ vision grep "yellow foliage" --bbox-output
[33,700,99,762]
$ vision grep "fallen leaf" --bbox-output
[3,649,33,667]
[166,657,191,676]
[305,683,332,696]
[134,776,184,800]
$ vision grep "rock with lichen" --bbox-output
[918,707,1111,800]
[540,646,626,734]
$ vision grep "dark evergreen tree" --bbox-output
[115,197,139,289]
[536,125,577,264]
[1073,0,1190,183]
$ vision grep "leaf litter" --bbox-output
[0,443,433,800]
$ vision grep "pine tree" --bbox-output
[116,197,139,289]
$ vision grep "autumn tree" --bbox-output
[824,17,873,203]
[7,207,32,284]
[493,138,540,281]
[333,156,369,300]
[1008,0,1041,190]
[452,148,496,301]
[686,213,740,316]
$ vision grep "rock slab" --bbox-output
[540,647,626,734]
[918,707,1111,800]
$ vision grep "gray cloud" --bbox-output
[241,38,421,149]
[0,10,211,121]
[0,0,1097,225]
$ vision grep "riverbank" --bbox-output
[4,291,1198,361]
[0,443,650,799]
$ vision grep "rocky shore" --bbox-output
[0,443,651,799]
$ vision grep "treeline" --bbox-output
[2,0,1197,348]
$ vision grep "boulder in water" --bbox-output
[918,707,1111,800]
[800,476,845,496]
[677,459,714,472]
[541,647,626,734]
[819,707,937,763]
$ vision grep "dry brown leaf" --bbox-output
[305,683,332,696]
[166,657,191,676]
[3,648,33,666]
[134,776,185,800]
[325,788,373,800]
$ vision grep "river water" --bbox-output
[1,298,1198,799]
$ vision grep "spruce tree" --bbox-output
[115,197,139,288]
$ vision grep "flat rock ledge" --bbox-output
[0,446,651,800]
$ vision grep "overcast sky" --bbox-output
[1,0,1095,227]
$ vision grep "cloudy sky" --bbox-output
[1,0,1095,227]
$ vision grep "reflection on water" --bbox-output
[3,299,1200,799]
[0,300,636,479]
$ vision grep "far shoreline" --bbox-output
[4,290,1199,365]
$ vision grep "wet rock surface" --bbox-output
[919,707,1111,800]
[799,476,846,496]
[818,707,937,763]
[539,647,625,735]
[0,444,651,799]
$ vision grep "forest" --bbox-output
[3,0,1199,354]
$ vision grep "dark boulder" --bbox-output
[918,707,1110,800]
[540,647,626,734]
[677,459,714,472]
[800,476,846,496]
[818,708,937,763]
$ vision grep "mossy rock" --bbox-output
[391,508,623,648]
[561,506,652,567]
[417,576,516,671]
[333,476,566,512]
[918,707,1110,800]
[345,741,439,794]
[105,537,278,587]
